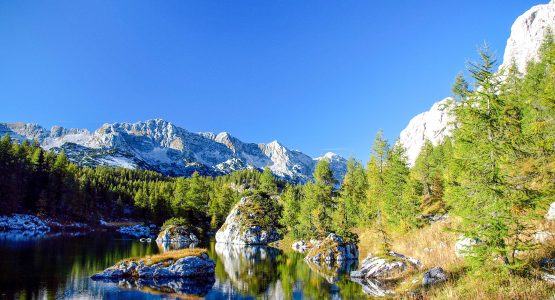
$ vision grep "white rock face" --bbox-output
[501,0,555,72]
[215,196,281,245]
[350,251,422,280]
[0,119,347,183]
[400,1,555,163]
[399,98,455,166]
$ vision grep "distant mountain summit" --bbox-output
[399,0,555,165]
[0,119,347,183]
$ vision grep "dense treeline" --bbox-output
[280,37,555,273]
[0,136,281,227]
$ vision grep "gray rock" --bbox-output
[117,224,151,238]
[351,278,394,297]
[215,196,281,245]
[91,255,216,279]
[534,231,553,244]
[422,267,447,286]
[304,233,358,267]
[350,251,421,280]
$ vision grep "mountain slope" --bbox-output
[399,0,555,165]
[0,119,347,183]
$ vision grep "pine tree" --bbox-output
[449,46,533,271]
[258,167,278,195]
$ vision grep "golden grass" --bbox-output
[354,217,461,268]
[118,248,207,267]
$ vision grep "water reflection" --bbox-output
[0,233,377,299]
[214,243,281,295]
[96,276,215,297]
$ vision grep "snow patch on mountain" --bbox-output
[0,119,347,183]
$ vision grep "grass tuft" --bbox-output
[117,248,207,267]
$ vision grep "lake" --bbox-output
[0,232,375,299]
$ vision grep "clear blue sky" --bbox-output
[0,0,542,160]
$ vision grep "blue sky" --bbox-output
[0,0,542,160]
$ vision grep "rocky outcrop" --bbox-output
[117,224,154,238]
[91,253,215,280]
[215,196,281,245]
[501,0,555,72]
[399,98,455,166]
[303,234,358,267]
[350,251,422,280]
[422,267,448,286]
[156,226,198,251]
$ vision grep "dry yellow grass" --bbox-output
[118,248,207,266]
[354,217,461,268]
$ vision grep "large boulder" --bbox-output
[351,278,394,297]
[91,253,215,280]
[350,251,422,280]
[156,226,199,251]
[215,196,281,245]
[303,234,358,267]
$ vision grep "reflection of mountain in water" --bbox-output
[214,243,281,296]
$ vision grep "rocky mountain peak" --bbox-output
[501,0,555,72]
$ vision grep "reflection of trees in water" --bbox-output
[0,233,159,298]
[213,242,281,297]
[276,251,372,299]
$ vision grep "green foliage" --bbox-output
[161,217,190,230]
[257,167,278,195]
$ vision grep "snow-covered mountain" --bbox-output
[0,119,347,183]
[399,0,555,165]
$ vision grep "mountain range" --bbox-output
[2,1,553,181]
[0,120,347,183]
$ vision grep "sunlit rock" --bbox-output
[215,196,281,245]
[350,251,422,280]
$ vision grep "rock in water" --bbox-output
[351,278,395,297]
[215,196,281,245]
[91,253,215,279]
[422,267,448,286]
[303,233,358,267]
[117,224,152,238]
[156,225,199,251]
[350,251,422,280]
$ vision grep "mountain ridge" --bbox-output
[0,119,347,183]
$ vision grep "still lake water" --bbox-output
[0,232,374,299]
